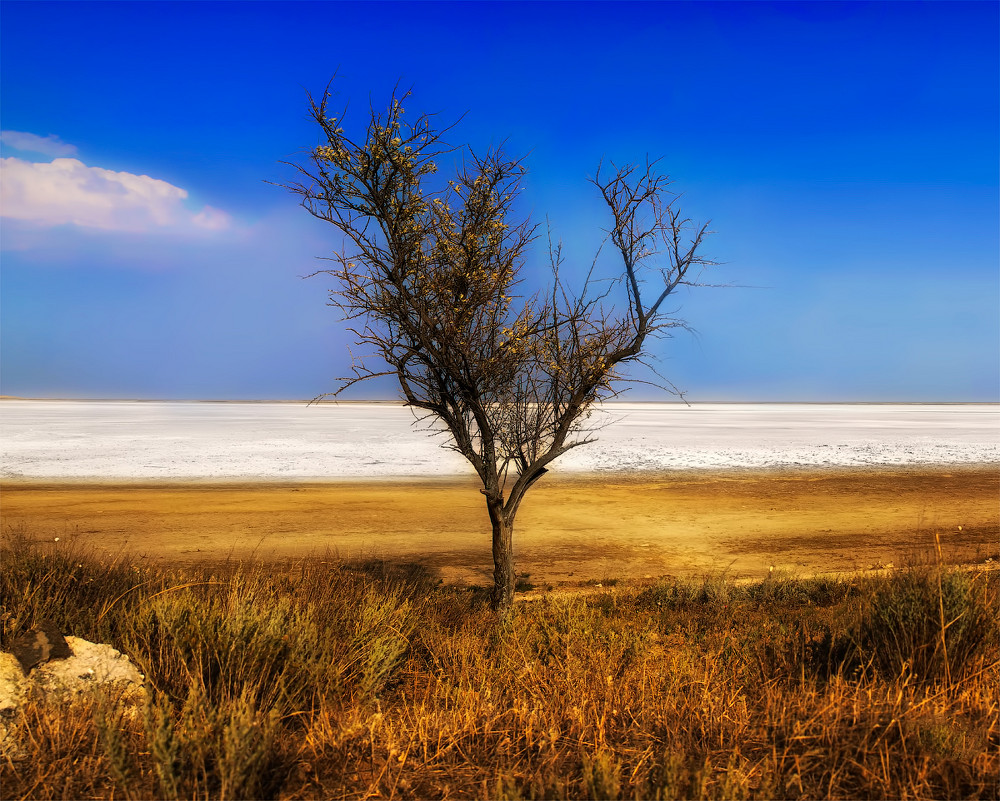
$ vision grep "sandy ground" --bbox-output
[2,467,997,587]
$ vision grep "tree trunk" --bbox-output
[489,510,516,611]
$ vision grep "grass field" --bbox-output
[1,532,997,800]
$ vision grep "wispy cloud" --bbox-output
[1,155,232,233]
[0,130,78,157]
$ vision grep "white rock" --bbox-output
[0,636,147,761]
[0,652,26,713]
[29,636,145,701]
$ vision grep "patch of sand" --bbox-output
[2,467,997,587]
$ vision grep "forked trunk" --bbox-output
[489,510,516,611]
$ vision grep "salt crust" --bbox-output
[2,401,997,479]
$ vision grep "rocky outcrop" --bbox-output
[1,627,147,760]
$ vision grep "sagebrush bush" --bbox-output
[846,565,997,683]
[145,684,283,801]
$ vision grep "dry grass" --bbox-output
[1,531,997,800]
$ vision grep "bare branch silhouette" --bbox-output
[280,84,714,610]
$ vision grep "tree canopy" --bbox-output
[284,84,713,608]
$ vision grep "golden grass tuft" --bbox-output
[1,531,997,799]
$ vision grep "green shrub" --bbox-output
[129,575,318,709]
[580,748,621,800]
[847,567,997,683]
[145,685,283,801]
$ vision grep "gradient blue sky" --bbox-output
[2,1,997,401]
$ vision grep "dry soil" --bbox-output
[1,467,997,587]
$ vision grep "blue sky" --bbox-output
[2,1,997,401]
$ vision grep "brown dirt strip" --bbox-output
[1,466,997,587]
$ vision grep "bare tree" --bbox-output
[283,85,713,610]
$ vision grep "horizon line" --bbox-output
[2,396,998,406]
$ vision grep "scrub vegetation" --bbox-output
[2,533,997,800]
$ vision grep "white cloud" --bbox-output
[191,205,232,231]
[0,131,78,157]
[0,156,232,233]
